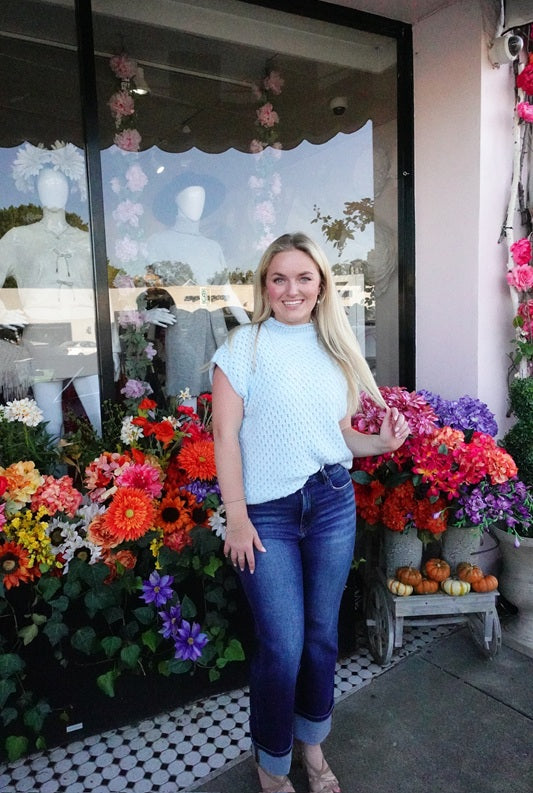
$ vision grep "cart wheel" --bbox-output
[468,607,501,658]
[365,580,394,665]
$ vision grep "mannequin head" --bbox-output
[175,185,205,222]
[37,168,69,211]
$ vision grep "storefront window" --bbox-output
[1,0,406,421]
[0,0,101,437]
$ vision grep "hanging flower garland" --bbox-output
[248,69,284,251]
[108,54,142,152]
[503,35,533,378]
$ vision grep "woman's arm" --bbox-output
[340,406,409,458]
[211,366,265,572]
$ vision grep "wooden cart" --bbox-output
[365,569,501,665]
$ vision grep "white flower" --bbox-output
[179,388,191,400]
[49,142,87,199]
[2,398,44,427]
[48,520,103,571]
[162,416,180,429]
[209,507,226,539]
[12,143,50,192]
[120,415,143,445]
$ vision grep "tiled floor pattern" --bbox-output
[0,625,453,793]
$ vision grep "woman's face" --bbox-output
[264,249,322,325]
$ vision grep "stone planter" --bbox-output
[493,526,533,658]
[441,525,480,574]
[382,525,423,578]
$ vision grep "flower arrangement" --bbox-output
[108,53,143,152]
[0,395,244,762]
[351,387,532,545]
[249,69,284,250]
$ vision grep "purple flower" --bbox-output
[121,379,153,399]
[140,571,174,607]
[158,604,182,638]
[418,391,498,436]
[183,480,221,501]
[173,619,209,661]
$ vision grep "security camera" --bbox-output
[329,96,348,116]
[489,33,523,67]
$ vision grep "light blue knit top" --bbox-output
[210,317,352,504]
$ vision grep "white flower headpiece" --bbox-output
[12,141,87,201]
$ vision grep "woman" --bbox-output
[211,233,408,793]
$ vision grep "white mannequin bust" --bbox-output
[38,168,69,211]
[176,185,205,223]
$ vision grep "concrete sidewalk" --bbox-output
[189,629,533,793]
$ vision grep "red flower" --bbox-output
[139,398,157,412]
[103,487,155,542]
[177,440,216,481]
[517,63,533,95]
[153,420,176,446]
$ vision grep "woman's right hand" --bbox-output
[224,518,266,574]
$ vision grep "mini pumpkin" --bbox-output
[456,562,484,583]
[441,577,471,596]
[413,577,439,595]
[424,558,451,582]
[471,574,498,592]
[396,566,422,586]
[387,578,413,596]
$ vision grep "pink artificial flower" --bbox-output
[110,54,138,80]
[114,128,141,152]
[254,200,276,226]
[510,237,532,265]
[506,264,533,292]
[115,236,139,263]
[250,139,264,154]
[110,177,121,194]
[517,300,533,338]
[517,101,533,123]
[263,71,284,95]
[84,452,130,502]
[113,200,144,227]
[256,102,279,128]
[144,342,157,361]
[113,274,135,289]
[115,463,163,498]
[31,475,83,518]
[118,310,144,329]
[108,91,135,122]
[0,502,6,532]
[251,83,263,101]
[248,175,264,190]
[517,63,533,95]
[270,172,282,195]
[125,164,148,192]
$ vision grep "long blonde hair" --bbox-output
[252,232,386,414]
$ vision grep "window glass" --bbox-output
[0,0,101,438]
[95,0,398,404]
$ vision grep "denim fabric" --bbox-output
[239,463,356,775]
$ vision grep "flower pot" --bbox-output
[493,526,533,658]
[441,525,480,573]
[382,526,423,578]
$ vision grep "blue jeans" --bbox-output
[239,463,356,776]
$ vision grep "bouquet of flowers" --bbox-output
[0,394,243,762]
[351,387,532,544]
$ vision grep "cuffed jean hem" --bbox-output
[294,712,332,746]
[255,745,293,776]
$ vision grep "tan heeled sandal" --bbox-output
[256,764,295,793]
[301,755,341,793]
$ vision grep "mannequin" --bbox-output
[146,183,248,396]
[0,168,101,438]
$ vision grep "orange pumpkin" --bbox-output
[424,558,451,582]
[471,574,498,592]
[456,562,484,583]
[396,566,422,586]
[413,577,439,595]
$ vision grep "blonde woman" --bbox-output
[211,233,408,793]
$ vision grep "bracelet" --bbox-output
[224,497,246,505]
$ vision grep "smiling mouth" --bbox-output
[283,300,304,305]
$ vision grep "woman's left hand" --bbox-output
[379,406,410,451]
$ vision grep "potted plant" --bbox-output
[351,387,528,576]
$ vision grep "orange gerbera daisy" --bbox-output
[177,440,216,481]
[103,487,155,542]
[0,541,34,589]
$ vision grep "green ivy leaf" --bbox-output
[96,669,118,697]
[71,626,98,655]
[35,735,47,751]
[43,620,69,646]
[350,470,372,484]
[120,644,141,669]
[205,585,226,609]
[36,577,61,601]
[208,668,221,682]
[31,613,48,626]
[167,658,192,675]
[133,606,156,625]
[18,624,39,647]
[84,587,117,618]
[1,706,17,727]
[141,629,159,653]
[5,735,28,762]
[103,605,124,624]
[48,595,69,613]
[23,701,51,733]
[157,659,171,677]
[101,636,122,658]
[203,555,222,578]
[0,653,25,677]
[180,594,197,620]
[223,639,245,661]
[63,578,82,599]
[0,679,16,709]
